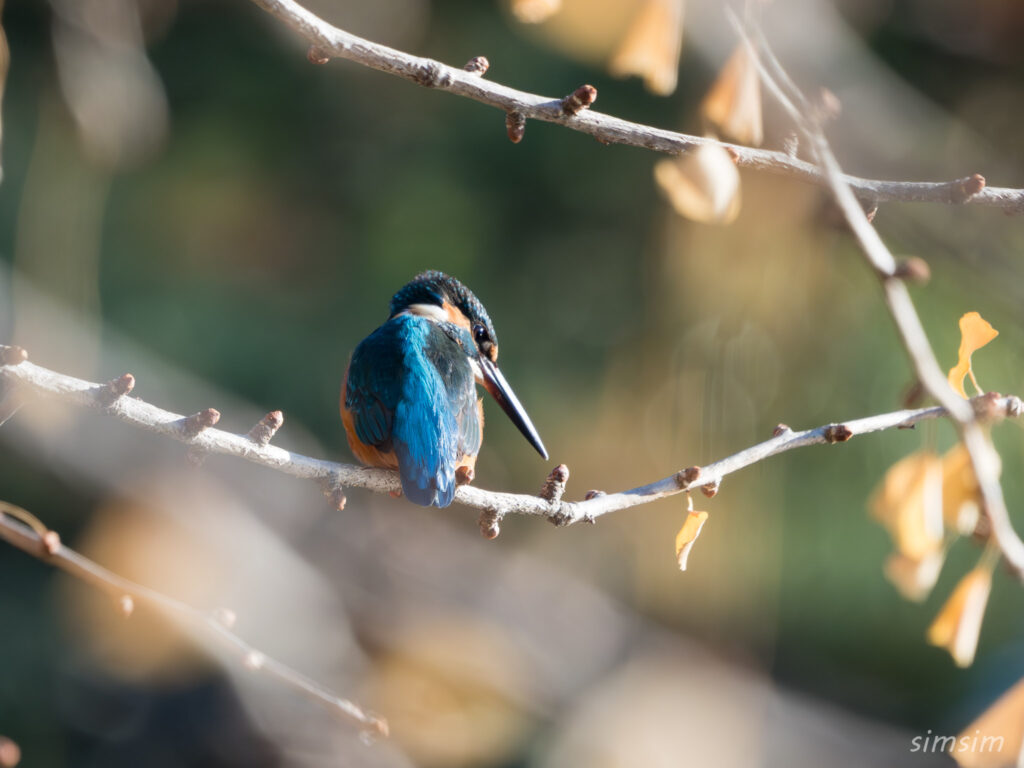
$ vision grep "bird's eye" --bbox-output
[473,323,488,343]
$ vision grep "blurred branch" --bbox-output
[733,14,1024,578]
[2,346,1021,529]
[0,499,388,737]
[244,0,1024,212]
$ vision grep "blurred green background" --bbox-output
[2,0,1024,766]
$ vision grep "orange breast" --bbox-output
[340,368,399,470]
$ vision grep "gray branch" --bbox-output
[733,13,1024,576]
[246,0,1024,212]
[0,501,387,736]
[3,346,1020,530]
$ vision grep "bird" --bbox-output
[341,271,548,507]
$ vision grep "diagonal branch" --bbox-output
[244,0,1024,212]
[0,500,387,736]
[2,345,1021,531]
[733,13,1024,577]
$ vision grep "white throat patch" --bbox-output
[403,303,448,323]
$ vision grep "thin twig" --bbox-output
[2,347,1020,527]
[734,13,1024,577]
[0,501,387,737]
[243,0,1024,212]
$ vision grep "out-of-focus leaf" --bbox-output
[927,565,993,668]
[366,615,533,767]
[654,143,741,224]
[51,0,168,169]
[942,442,994,536]
[509,0,562,24]
[675,510,708,570]
[883,551,945,602]
[948,312,998,398]
[608,0,684,95]
[701,44,763,147]
[954,675,1024,767]
[869,450,944,561]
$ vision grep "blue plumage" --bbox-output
[345,313,478,507]
[341,272,547,508]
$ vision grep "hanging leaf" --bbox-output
[927,564,994,667]
[509,0,561,24]
[869,450,944,561]
[941,442,997,536]
[948,312,998,398]
[608,0,684,96]
[654,143,741,224]
[883,551,945,603]
[953,675,1024,767]
[675,509,708,571]
[701,44,763,146]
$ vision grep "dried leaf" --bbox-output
[948,312,998,398]
[608,0,684,96]
[701,44,763,146]
[927,566,993,667]
[869,450,944,560]
[675,510,708,570]
[953,675,1024,767]
[654,143,741,224]
[941,442,996,536]
[510,0,561,24]
[883,550,945,602]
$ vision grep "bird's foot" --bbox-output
[455,466,475,486]
[389,489,403,498]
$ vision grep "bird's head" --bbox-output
[390,271,548,460]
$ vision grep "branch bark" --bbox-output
[2,346,1020,529]
[0,501,387,736]
[245,0,1024,212]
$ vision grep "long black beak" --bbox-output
[478,356,548,460]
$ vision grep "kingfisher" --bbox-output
[341,271,548,507]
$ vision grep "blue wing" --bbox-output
[348,315,472,507]
[345,323,404,451]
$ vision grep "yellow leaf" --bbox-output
[675,510,708,570]
[941,442,998,536]
[948,312,998,398]
[654,143,741,225]
[883,551,945,602]
[927,566,993,667]
[701,44,763,146]
[869,450,944,560]
[608,0,684,96]
[510,0,561,24]
[953,675,1024,767]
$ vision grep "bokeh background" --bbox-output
[2,0,1024,765]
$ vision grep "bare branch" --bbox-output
[0,501,387,736]
[735,14,1024,577]
[2,346,1020,528]
[243,0,1024,212]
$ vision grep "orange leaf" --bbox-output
[701,44,763,146]
[941,442,998,535]
[883,551,944,602]
[953,675,1024,767]
[510,0,561,24]
[675,510,708,571]
[927,565,993,667]
[948,312,998,398]
[608,0,684,96]
[869,450,944,560]
[654,143,741,225]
